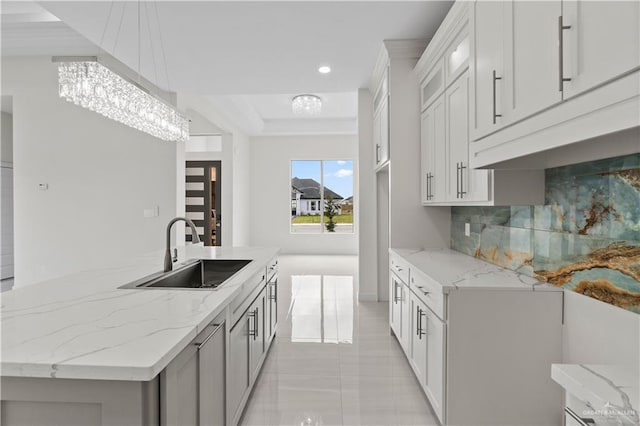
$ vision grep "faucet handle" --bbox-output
[172,248,178,263]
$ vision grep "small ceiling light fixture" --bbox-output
[318,65,331,74]
[292,94,322,116]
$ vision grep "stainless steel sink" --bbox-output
[119,259,252,290]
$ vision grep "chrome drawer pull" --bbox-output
[194,323,224,350]
[416,285,430,295]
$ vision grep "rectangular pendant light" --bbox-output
[54,56,189,142]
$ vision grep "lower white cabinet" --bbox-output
[161,319,226,426]
[390,250,564,425]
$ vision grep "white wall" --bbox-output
[2,57,177,287]
[249,135,358,255]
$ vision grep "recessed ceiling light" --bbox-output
[318,66,331,74]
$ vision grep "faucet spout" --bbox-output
[164,217,201,273]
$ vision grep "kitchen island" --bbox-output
[1,245,279,426]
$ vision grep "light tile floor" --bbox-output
[240,255,439,426]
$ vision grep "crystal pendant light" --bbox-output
[56,58,189,142]
[292,94,322,116]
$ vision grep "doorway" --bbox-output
[185,161,221,246]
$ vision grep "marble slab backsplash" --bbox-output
[451,154,640,314]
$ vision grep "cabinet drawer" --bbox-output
[389,253,409,284]
[410,268,444,320]
[266,257,278,281]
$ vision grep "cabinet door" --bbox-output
[228,316,250,422]
[373,109,382,167]
[562,1,640,99]
[161,342,198,426]
[379,99,390,165]
[446,72,490,203]
[267,277,278,342]
[424,308,445,423]
[249,291,266,380]
[197,323,225,426]
[472,0,506,140]
[389,273,403,337]
[420,95,446,204]
[505,1,562,122]
[400,283,411,351]
[410,294,427,387]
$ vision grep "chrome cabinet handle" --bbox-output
[558,16,572,92]
[248,310,257,338]
[393,282,401,303]
[254,307,259,340]
[416,306,426,339]
[564,407,595,426]
[269,281,277,301]
[426,173,434,200]
[194,323,224,350]
[459,163,466,198]
[492,70,502,124]
[376,144,381,163]
[456,163,460,198]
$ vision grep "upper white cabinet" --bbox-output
[416,2,544,206]
[562,1,640,99]
[506,1,563,123]
[470,0,640,169]
[421,95,446,203]
[471,0,506,139]
[373,69,390,170]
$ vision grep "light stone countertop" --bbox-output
[390,248,559,292]
[552,364,639,425]
[0,245,279,381]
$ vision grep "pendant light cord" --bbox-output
[153,1,172,91]
[98,1,115,50]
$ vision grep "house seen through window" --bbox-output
[291,160,354,234]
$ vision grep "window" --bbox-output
[291,160,354,234]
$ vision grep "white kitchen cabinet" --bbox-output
[373,69,390,170]
[471,0,506,140]
[562,1,640,99]
[409,293,427,386]
[417,1,544,206]
[445,72,490,203]
[470,0,640,169]
[505,1,563,123]
[390,249,564,425]
[161,320,226,426]
[420,92,446,204]
[389,271,404,342]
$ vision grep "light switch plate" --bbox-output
[464,222,471,237]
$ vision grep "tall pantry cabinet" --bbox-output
[371,40,451,301]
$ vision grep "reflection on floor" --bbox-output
[240,255,438,426]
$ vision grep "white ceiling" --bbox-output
[2,1,453,135]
